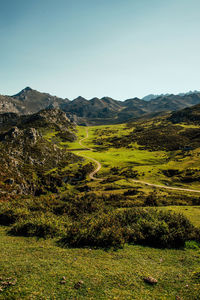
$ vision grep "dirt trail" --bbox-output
[78,128,200,192]
[77,128,103,180]
[132,179,200,193]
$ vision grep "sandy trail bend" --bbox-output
[132,179,200,193]
[77,128,103,181]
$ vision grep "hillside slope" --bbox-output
[0,108,80,196]
[169,103,200,124]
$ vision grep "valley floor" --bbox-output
[65,124,200,190]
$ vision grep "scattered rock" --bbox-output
[11,127,21,138]
[4,178,14,185]
[74,280,84,289]
[26,128,40,144]
[0,277,17,292]
[143,276,158,285]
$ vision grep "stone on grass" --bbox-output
[74,280,84,289]
[143,276,158,285]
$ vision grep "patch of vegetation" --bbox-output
[1,194,199,250]
[60,208,200,249]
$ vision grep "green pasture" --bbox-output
[0,226,199,300]
[64,125,200,188]
[159,206,200,227]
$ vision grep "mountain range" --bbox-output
[1,87,200,124]
[142,90,199,101]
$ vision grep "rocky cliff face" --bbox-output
[0,108,79,196]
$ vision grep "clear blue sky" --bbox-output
[0,0,200,100]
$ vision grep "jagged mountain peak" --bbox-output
[73,96,88,103]
[13,86,33,97]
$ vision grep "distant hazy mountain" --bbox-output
[142,91,200,101]
[1,87,200,124]
[142,94,170,101]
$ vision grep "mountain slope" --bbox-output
[168,103,200,124]
[0,87,69,115]
[0,108,79,196]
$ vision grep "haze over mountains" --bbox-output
[142,91,199,101]
[1,87,200,125]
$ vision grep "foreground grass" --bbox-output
[0,227,199,299]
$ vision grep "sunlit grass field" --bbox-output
[0,225,200,300]
[63,125,200,189]
[159,206,200,227]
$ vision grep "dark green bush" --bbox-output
[2,193,199,249]
[59,193,105,218]
[60,208,200,249]
[10,213,69,238]
[60,211,125,248]
[0,204,30,225]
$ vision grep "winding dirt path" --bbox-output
[78,127,200,192]
[132,179,200,193]
[77,128,103,180]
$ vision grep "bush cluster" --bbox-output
[1,193,199,248]
[10,213,69,238]
[60,208,200,249]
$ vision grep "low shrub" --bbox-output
[0,203,30,225]
[9,213,69,238]
[60,211,125,248]
[59,193,105,218]
[60,208,200,249]
[185,240,200,250]
[2,193,199,249]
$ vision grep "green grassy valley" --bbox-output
[2,0,200,297]
[64,121,200,193]
[0,108,200,299]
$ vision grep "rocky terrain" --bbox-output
[0,108,80,196]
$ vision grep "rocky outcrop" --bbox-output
[0,108,79,196]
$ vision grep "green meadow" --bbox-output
[64,124,200,189]
[0,225,200,300]
[1,122,200,299]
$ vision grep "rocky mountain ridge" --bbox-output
[1,87,200,124]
